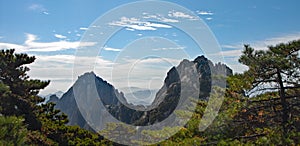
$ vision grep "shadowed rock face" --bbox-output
[48,56,232,130]
[47,95,59,104]
[47,86,94,131]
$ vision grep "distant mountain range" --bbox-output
[121,87,158,105]
[41,91,64,103]
[47,56,232,130]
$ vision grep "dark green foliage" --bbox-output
[0,49,49,130]
[0,116,27,145]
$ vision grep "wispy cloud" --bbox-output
[222,32,300,52]
[142,14,179,23]
[0,43,25,51]
[28,54,114,94]
[159,17,180,23]
[113,11,197,31]
[41,55,182,97]
[43,11,49,15]
[126,25,156,31]
[30,53,182,95]
[168,10,197,20]
[196,10,214,16]
[145,23,172,28]
[138,57,181,65]
[152,46,185,51]
[109,17,172,31]
[79,27,88,30]
[28,4,46,11]
[54,34,67,39]
[103,47,122,52]
[28,3,49,15]
[0,33,96,52]
[195,10,214,21]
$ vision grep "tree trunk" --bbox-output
[276,69,288,136]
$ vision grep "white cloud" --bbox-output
[0,34,185,96]
[54,34,67,39]
[25,33,37,44]
[160,17,179,23]
[152,46,185,51]
[109,17,172,31]
[145,23,172,28]
[120,57,181,68]
[29,53,182,95]
[0,43,26,52]
[43,11,49,15]
[197,10,214,15]
[79,27,88,30]
[31,55,75,65]
[103,47,122,52]
[28,4,46,11]
[206,17,213,20]
[126,28,135,31]
[138,57,181,65]
[142,14,179,23]
[28,4,49,15]
[28,54,114,95]
[126,25,156,31]
[221,44,241,49]
[31,55,113,68]
[168,11,197,20]
[0,33,96,52]
[0,35,185,95]
[220,49,242,57]
[253,33,300,50]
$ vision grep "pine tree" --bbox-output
[238,40,300,137]
[0,49,49,130]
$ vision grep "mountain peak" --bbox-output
[78,71,96,79]
[193,55,209,64]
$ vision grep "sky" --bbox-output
[1,0,300,102]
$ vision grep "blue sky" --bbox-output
[1,0,300,100]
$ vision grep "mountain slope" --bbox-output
[49,56,232,130]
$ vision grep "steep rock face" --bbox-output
[49,56,232,130]
[54,87,93,131]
